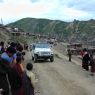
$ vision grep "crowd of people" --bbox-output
[0,41,37,95]
[67,48,95,76]
[1,40,95,94]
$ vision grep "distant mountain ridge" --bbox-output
[7,18,95,43]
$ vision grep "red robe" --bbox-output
[12,63,24,95]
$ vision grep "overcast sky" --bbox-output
[0,0,95,24]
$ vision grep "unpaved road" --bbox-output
[25,45,95,95]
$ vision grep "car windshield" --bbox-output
[35,43,50,48]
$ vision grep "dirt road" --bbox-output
[25,47,95,95]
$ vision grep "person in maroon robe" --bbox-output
[82,48,90,71]
[12,54,24,95]
[90,54,95,76]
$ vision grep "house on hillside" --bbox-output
[67,43,82,55]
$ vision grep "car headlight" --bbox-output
[50,51,53,55]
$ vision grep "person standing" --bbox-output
[0,59,12,95]
[82,48,90,71]
[1,46,16,64]
[12,54,24,95]
[23,63,38,95]
[67,49,72,62]
[89,54,95,76]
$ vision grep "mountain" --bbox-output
[7,18,95,43]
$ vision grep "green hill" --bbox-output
[7,18,95,43]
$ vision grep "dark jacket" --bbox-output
[0,58,22,95]
[0,59,12,95]
[22,72,34,95]
[82,52,90,64]
[12,63,24,95]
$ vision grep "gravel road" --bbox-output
[25,44,95,95]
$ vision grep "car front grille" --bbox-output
[41,52,50,55]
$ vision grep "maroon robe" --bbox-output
[12,64,24,95]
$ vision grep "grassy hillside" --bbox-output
[7,18,95,43]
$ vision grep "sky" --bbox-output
[0,0,95,24]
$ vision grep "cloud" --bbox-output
[61,7,91,21]
[0,0,57,18]
[64,0,95,13]
[31,0,38,3]
[52,0,95,21]
[0,0,3,2]
[0,0,95,24]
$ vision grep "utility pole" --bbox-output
[1,18,3,25]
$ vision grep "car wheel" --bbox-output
[32,56,34,60]
[44,58,48,61]
[50,56,54,62]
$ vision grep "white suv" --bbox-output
[31,43,54,62]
